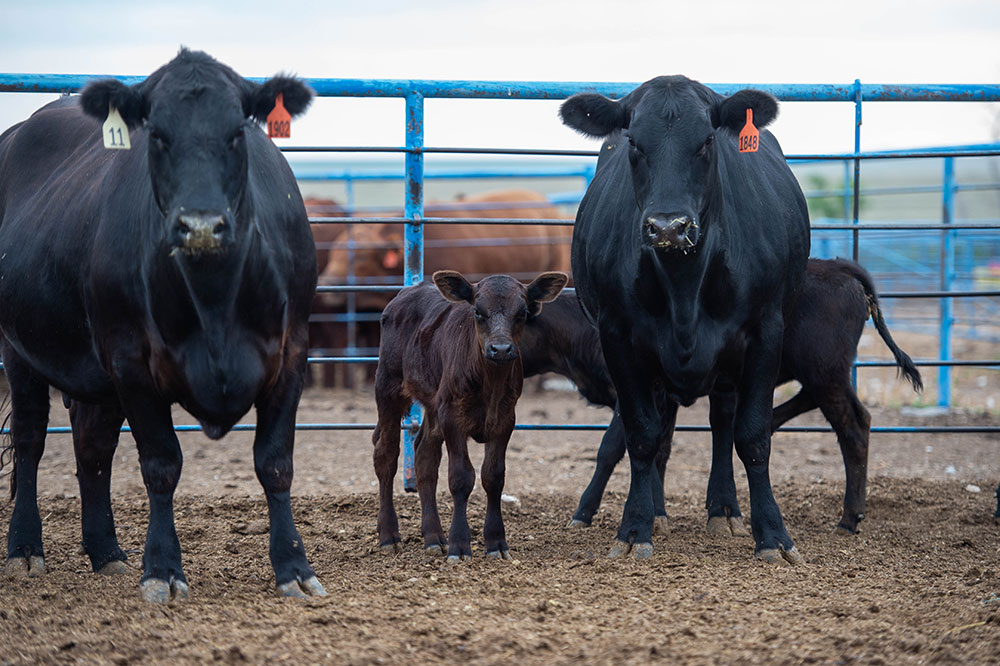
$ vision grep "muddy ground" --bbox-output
[1,376,999,665]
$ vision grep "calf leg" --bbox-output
[69,400,128,574]
[442,421,475,561]
[705,385,748,537]
[2,343,50,578]
[372,378,409,553]
[253,366,325,598]
[414,420,447,554]
[814,384,871,534]
[481,427,514,559]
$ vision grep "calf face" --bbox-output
[433,270,568,364]
[561,79,778,252]
[79,50,313,256]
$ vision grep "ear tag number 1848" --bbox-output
[103,105,130,150]
[267,93,291,139]
[738,108,759,153]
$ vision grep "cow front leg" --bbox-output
[735,320,802,565]
[481,427,514,560]
[69,400,129,574]
[254,369,325,598]
[598,329,660,560]
[414,421,447,554]
[705,385,748,537]
[442,422,475,561]
[121,395,189,602]
[2,343,50,578]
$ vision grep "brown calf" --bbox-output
[373,270,567,560]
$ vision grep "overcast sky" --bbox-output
[2,0,999,156]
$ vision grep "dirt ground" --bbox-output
[0,375,999,665]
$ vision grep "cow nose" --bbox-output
[644,214,699,250]
[175,213,228,253]
[486,342,517,363]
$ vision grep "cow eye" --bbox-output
[474,309,486,322]
[696,134,714,157]
[149,128,168,148]
[229,126,246,149]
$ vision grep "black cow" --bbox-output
[0,49,323,601]
[519,259,922,535]
[373,271,567,560]
[561,76,811,562]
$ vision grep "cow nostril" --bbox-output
[213,221,227,236]
[177,221,191,236]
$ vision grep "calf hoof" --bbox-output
[566,518,590,529]
[277,576,327,599]
[652,516,669,537]
[608,540,653,560]
[425,544,446,556]
[140,577,189,603]
[707,515,748,537]
[380,542,403,555]
[486,549,511,561]
[446,554,473,563]
[755,546,803,566]
[4,556,46,578]
[97,560,129,576]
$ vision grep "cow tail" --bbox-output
[0,396,13,500]
[849,264,924,392]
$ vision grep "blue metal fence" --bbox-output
[1,75,999,452]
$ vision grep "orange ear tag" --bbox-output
[267,93,291,139]
[738,108,759,153]
[382,249,401,269]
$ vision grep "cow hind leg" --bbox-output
[570,410,627,528]
[373,390,410,553]
[2,344,50,578]
[69,400,129,574]
[414,420,447,554]
[705,386,748,537]
[815,384,871,534]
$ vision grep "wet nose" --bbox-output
[644,214,699,250]
[175,213,228,253]
[486,342,517,363]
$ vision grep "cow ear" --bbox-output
[712,89,779,132]
[79,79,147,129]
[433,270,475,305]
[525,272,569,317]
[245,74,314,123]
[560,94,628,138]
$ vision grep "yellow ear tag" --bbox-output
[102,105,131,150]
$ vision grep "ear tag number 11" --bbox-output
[267,93,291,139]
[103,105,130,150]
[738,108,759,153]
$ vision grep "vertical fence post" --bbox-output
[851,80,862,390]
[401,91,425,492]
[939,156,956,407]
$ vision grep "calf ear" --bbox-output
[560,94,628,138]
[245,75,314,123]
[712,89,779,132]
[525,272,569,317]
[433,270,475,305]
[79,79,147,129]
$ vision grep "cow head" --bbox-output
[79,48,313,257]
[433,270,568,365]
[560,76,778,253]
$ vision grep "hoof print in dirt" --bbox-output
[707,515,748,537]
[140,578,189,603]
[608,540,653,560]
[277,576,327,599]
[4,556,46,578]
[755,547,804,566]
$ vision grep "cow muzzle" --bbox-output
[171,213,231,255]
[485,341,519,364]
[644,214,699,251]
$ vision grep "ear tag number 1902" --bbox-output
[738,108,758,153]
[103,105,130,150]
[267,93,291,139]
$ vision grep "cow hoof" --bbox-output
[446,554,472,563]
[380,542,403,555]
[834,522,859,536]
[140,578,189,603]
[755,546,803,566]
[425,544,446,556]
[707,515,747,537]
[4,556,46,578]
[566,518,590,529]
[277,576,327,598]
[652,516,669,537]
[486,549,511,561]
[608,540,653,560]
[97,560,129,576]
